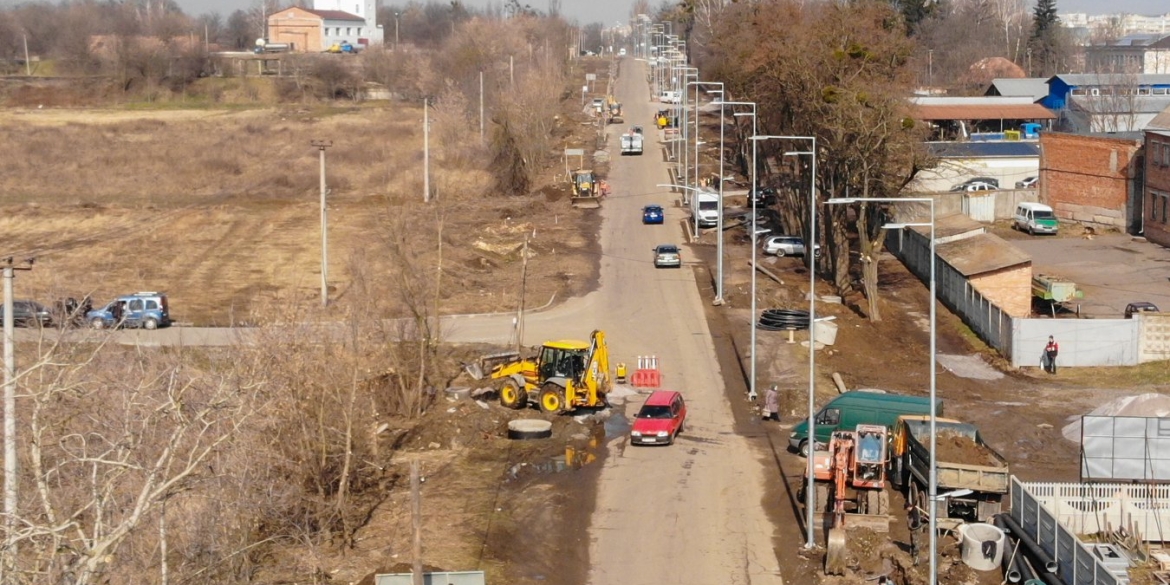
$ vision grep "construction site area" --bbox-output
[5,36,1170,585]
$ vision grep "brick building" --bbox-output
[1039,131,1145,233]
[1144,122,1170,247]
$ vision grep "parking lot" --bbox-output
[1012,234,1170,317]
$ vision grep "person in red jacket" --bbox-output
[1044,335,1059,374]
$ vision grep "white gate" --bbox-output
[962,192,996,223]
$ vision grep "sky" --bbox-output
[154,0,1170,29]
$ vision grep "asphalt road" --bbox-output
[574,60,785,585]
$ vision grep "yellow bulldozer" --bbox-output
[469,330,612,414]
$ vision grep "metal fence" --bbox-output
[1013,478,1124,585]
[375,571,486,585]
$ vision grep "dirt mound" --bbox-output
[934,432,1000,466]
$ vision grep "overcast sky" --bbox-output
[104,0,1170,29]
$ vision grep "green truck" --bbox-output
[788,390,942,456]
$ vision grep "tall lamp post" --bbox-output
[394,12,400,49]
[751,134,816,548]
[673,66,697,189]
[826,196,937,584]
[719,100,758,398]
[685,81,724,303]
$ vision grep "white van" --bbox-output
[659,90,680,104]
[690,189,720,228]
[1014,202,1059,235]
[619,48,627,57]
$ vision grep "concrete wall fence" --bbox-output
[1012,479,1124,585]
[888,228,1164,368]
[888,230,1015,360]
[919,190,1040,223]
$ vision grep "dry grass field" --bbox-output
[0,103,599,324]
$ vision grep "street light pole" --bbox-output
[824,196,937,582]
[754,134,817,548]
[726,102,758,399]
[394,12,400,49]
[310,140,332,307]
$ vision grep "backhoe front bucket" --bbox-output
[824,527,847,575]
[571,196,601,209]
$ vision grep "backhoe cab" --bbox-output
[486,330,611,414]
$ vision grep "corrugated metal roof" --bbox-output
[1069,95,1170,114]
[925,142,1040,158]
[911,103,1056,121]
[985,78,1050,101]
[1052,74,1170,86]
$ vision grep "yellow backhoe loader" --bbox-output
[469,330,612,414]
[570,169,603,209]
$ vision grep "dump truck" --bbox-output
[620,127,643,155]
[469,330,612,414]
[889,415,1009,521]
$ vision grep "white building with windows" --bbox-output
[267,0,382,52]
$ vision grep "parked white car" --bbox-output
[950,180,997,192]
[763,235,819,257]
[1016,176,1038,189]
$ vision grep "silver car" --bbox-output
[763,235,819,258]
[1016,176,1038,189]
[653,244,682,268]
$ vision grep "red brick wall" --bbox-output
[1144,132,1170,248]
[1040,132,1143,230]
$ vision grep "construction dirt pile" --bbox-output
[933,432,1001,466]
[1062,393,1170,442]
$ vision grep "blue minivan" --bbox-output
[87,292,171,330]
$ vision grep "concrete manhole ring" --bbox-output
[508,419,553,440]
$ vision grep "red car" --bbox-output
[630,390,687,445]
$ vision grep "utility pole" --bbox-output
[479,71,485,144]
[310,140,332,307]
[2,256,33,578]
[423,99,430,203]
[515,237,530,353]
[22,34,30,76]
[410,460,422,585]
[509,55,514,90]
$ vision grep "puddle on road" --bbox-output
[507,425,612,480]
[604,412,631,438]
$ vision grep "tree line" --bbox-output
[653,0,1076,318]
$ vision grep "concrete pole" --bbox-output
[423,98,430,203]
[1,257,30,571]
[310,141,332,307]
[806,137,817,549]
[928,198,938,585]
[715,97,724,304]
[22,35,30,76]
[479,71,485,144]
[3,264,15,563]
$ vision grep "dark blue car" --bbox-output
[642,205,665,224]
